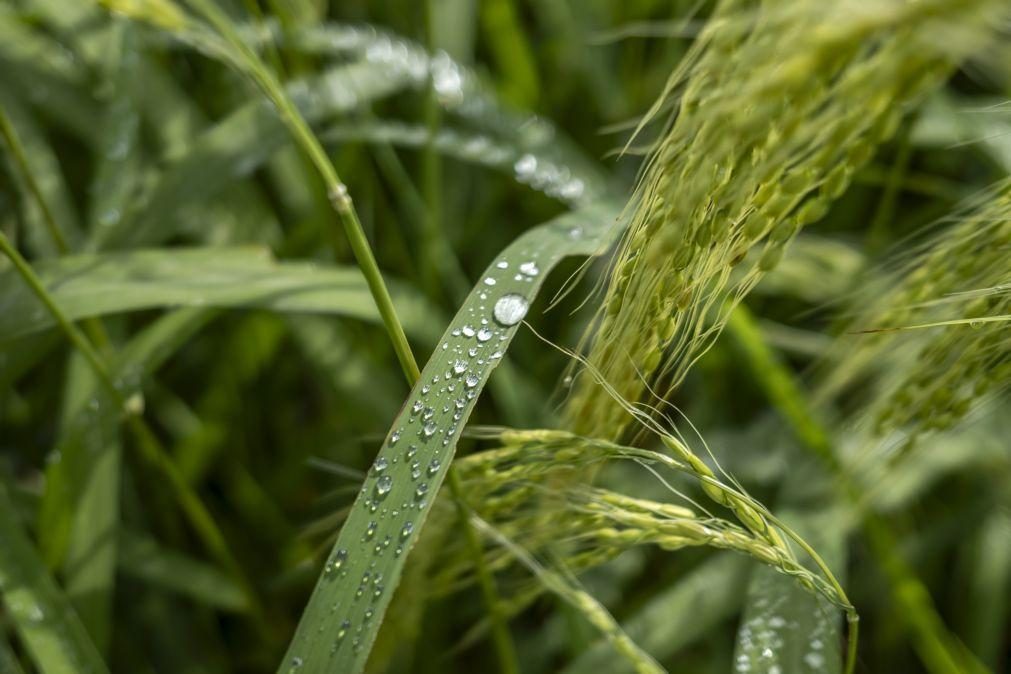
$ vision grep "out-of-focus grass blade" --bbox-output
[280,201,620,673]
[0,632,26,674]
[913,93,1011,172]
[100,60,414,248]
[55,21,145,652]
[283,23,608,194]
[732,509,846,674]
[0,477,108,674]
[321,121,604,206]
[0,247,441,344]
[58,354,121,654]
[117,531,249,613]
[39,309,213,568]
[0,97,82,256]
[0,10,102,141]
[560,554,750,674]
[960,505,1011,669]
[86,20,143,250]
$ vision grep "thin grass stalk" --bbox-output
[0,232,268,636]
[181,0,422,384]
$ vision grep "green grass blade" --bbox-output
[117,531,249,613]
[0,247,441,344]
[0,632,26,674]
[58,354,121,654]
[321,121,605,206]
[733,509,847,674]
[280,201,620,673]
[38,308,214,567]
[98,59,411,248]
[0,477,109,674]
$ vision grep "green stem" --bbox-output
[0,107,70,255]
[447,471,520,674]
[0,233,267,634]
[182,0,421,384]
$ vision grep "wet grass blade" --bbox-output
[733,509,847,674]
[280,201,620,673]
[0,477,108,674]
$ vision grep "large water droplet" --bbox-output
[453,360,467,375]
[477,327,493,342]
[373,457,388,474]
[461,324,475,337]
[422,422,437,437]
[375,475,393,497]
[464,374,479,389]
[493,294,529,326]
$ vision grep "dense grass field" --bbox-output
[0,1,1009,672]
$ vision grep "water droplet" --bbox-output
[401,522,414,539]
[496,260,508,269]
[421,384,431,394]
[427,459,441,476]
[375,475,393,497]
[373,457,388,474]
[464,374,479,389]
[325,549,348,577]
[406,445,417,459]
[389,430,400,445]
[364,521,377,540]
[493,294,529,326]
[477,327,493,342]
[519,261,539,277]
[415,483,429,499]
[483,277,497,286]
[422,422,437,437]
[291,656,304,669]
[411,400,423,414]
[462,325,475,337]
[337,619,350,641]
[453,360,467,374]
[410,461,421,479]
[568,226,583,239]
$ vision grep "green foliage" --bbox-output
[0,1,1008,673]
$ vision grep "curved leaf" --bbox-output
[280,201,621,673]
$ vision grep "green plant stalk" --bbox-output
[447,471,520,674]
[726,304,986,674]
[0,232,267,633]
[182,0,421,384]
[0,107,70,254]
[0,105,113,355]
